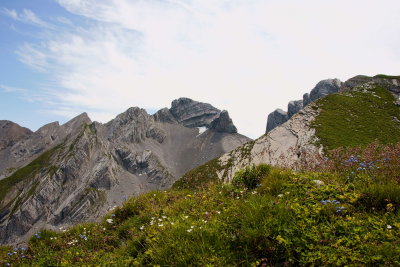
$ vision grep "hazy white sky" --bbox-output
[1,0,400,138]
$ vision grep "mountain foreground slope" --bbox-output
[0,98,249,245]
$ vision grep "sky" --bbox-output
[1,0,400,139]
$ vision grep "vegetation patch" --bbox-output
[173,158,223,190]
[312,86,400,150]
[1,143,399,266]
[374,74,400,79]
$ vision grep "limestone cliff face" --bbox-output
[218,105,322,182]
[0,98,250,245]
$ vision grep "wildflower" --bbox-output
[111,214,116,217]
[277,194,284,198]
[106,218,113,224]
[13,248,18,251]
[140,225,145,230]
[187,229,192,233]
[256,184,262,187]
[252,191,257,194]
[204,212,209,215]
[162,215,167,219]
[170,222,174,225]
[6,263,10,267]
[103,228,106,231]
[158,218,163,222]
[184,215,188,219]
[7,253,12,256]
[158,224,164,227]
[387,225,392,229]
[216,211,221,214]
[236,196,240,199]
[336,207,345,213]
[190,226,194,229]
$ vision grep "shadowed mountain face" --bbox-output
[0,98,250,245]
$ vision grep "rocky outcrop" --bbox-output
[169,98,220,128]
[266,109,288,132]
[288,100,303,118]
[0,98,250,245]
[0,121,32,151]
[340,75,400,99]
[307,79,342,105]
[266,78,342,133]
[219,105,322,182]
[210,110,237,133]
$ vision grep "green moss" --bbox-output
[312,86,400,150]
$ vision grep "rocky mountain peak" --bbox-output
[169,97,221,128]
[210,110,237,133]
[62,112,91,131]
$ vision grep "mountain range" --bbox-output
[0,98,249,244]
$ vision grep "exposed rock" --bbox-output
[266,79,342,133]
[340,75,400,101]
[0,113,92,175]
[210,110,237,134]
[219,105,322,183]
[288,100,303,118]
[0,121,32,151]
[153,108,177,124]
[170,97,220,128]
[308,79,342,103]
[303,93,311,107]
[266,109,288,132]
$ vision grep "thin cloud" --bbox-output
[2,8,54,29]
[0,84,28,93]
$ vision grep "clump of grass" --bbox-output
[173,158,223,190]
[312,86,400,150]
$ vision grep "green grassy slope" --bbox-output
[312,85,400,150]
[1,158,399,266]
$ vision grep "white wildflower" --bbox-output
[277,194,284,198]
[187,229,192,233]
[106,219,113,224]
[140,225,145,230]
[387,225,393,229]
[158,224,164,227]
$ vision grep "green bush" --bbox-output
[232,164,270,189]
